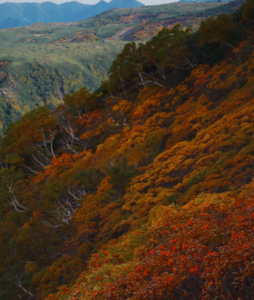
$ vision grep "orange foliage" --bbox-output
[2,9,254,299]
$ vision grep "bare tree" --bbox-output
[56,110,87,154]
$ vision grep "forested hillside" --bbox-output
[0,0,243,134]
[0,0,254,299]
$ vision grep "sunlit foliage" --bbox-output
[0,1,254,299]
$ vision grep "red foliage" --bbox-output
[97,194,254,300]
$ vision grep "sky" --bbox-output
[0,0,177,5]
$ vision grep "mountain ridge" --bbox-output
[0,0,144,28]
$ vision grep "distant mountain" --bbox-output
[0,0,144,28]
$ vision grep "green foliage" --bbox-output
[185,170,207,189]
[74,168,104,191]
[108,159,137,193]
[25,63,65,106]
[165,192,181,205]
[64,87,99,117]
[199,14,237,48]
[0,166,23,206]
[0,26,124,133]
[242,0,254,24]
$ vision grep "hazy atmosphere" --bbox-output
[0,0,177,4]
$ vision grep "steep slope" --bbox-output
[80,0,245,40]
[0,1,254,299]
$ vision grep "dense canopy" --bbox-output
[0,1,254,299]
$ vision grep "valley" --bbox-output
[0,0,245,133]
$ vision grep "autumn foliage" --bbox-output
[89,190,254,300]
[0,1,254,299]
